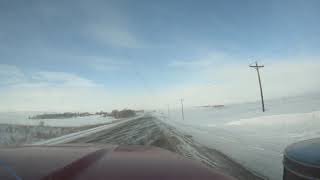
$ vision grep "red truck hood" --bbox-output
[0,144,234,180]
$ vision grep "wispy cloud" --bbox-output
[0,84,113,112]
[82,2,144,49]
[0,65,115,111]
[1,55,319,112]
[0,68,98,88]
[89,24,143,48]
[157,56,320,107]
[169,60,213,68]
[31,71,96,87]
[87,57,131,71]
[0,64,25,85]
[168,52,230,68]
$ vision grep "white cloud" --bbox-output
[1,56,319,112]
[0,65,151,112]
[0,66,118,112]
[31,71,96,87]
[0,85,115,112]
[159,56,320,108]
[209,59,320,101]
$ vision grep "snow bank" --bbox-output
[156,93,320,180]
[225,111,320,128]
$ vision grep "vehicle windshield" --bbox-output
[1,1,320,180]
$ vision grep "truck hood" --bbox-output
[0,144,234,180]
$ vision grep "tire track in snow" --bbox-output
[69,115,264,180]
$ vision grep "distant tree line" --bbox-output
[29,112,94,119]
[29,109,141,120]
[97,109,141,118]
[198,105,225,108]
[110,109,136,119]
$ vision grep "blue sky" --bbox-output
[0,0,320,111]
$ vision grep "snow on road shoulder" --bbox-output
[225,111,320,128]
[154,96,320,180]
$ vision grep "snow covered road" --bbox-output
[68,115,263,180]
[32,114,144,145]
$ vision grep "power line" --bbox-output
[249,61,265,112]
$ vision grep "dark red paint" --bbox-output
[0,144,235,180]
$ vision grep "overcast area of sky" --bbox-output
[0,0,319,112]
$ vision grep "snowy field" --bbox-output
[0,113,114,127]
[0,124,96,145]
[157,93,320,180]
[1,93,319,179]
[0,113,115,145]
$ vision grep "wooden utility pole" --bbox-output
[250,62,265,112]
[180,98,185,120]
[167,104,170,120]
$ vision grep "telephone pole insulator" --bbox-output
[250,61,265,112]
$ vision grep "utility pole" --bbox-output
[250,61,265,112]
[180,98,185,120]
[167,104,170,120]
